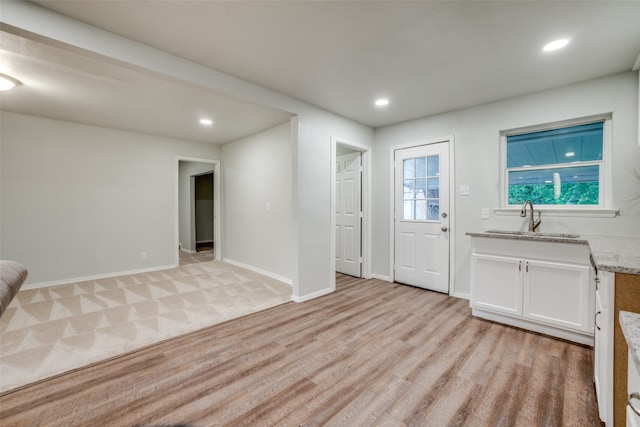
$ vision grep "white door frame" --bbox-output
[389,136,456,294]
[175,156,222,265]
[330,136,372,290]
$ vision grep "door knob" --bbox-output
[441,226,448,232]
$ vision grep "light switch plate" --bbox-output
[481,208,490,219]
[459,185,470,196]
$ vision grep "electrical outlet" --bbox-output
[481,208,490,219]
[140,252,147,260]
[459,185,470,196]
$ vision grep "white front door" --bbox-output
[394,142,450,292]
[336,151,362,277]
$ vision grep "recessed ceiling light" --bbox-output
[544,180,553,183]
[375,99,389,107]
[543,38,569,52]
[0,73,21,91]
[565,151,575,157]
[199,119,213,125]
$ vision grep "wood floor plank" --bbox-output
[0,275,602,426]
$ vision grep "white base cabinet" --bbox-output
[470,237,594,345]
[594,271,614,426]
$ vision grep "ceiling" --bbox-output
[0,30,293,145]
[2,1,640,143]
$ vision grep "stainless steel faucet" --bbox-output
[520,200,541,232]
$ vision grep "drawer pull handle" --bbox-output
[629,392,640,417]
[594,310,601,331]
[518,261,521,272]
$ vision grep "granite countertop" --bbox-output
[582,234,640,276]
[465,230,589,244]
[466,231,640,275]
[620,310,640,376]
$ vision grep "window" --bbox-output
[402,155,440,220]
[502,119,608,208]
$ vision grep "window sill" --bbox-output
[493,207,619,218]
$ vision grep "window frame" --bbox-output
[499,114,613,213]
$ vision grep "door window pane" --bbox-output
[416,199,427,220]
[403,159,415,179]
[428,155,439,177]
[415,157,426,178]
[427,178,439,198]
[402,155,440,221]
[403,200,413,220]
[403,180,415,199]
[427,200,439,221]
[415,179,427,197]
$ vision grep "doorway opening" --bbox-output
[194,172,214,253]
[176,157,221,266]
[330,137,372,291]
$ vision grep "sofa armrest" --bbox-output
[0,260,28,318]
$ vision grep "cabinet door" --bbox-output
[594,289,607,421]
[471,254,522,316]
[629,350,640,427]
[597,272,614,427]
[523,259,591,332]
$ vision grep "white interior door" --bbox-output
[336,151,362,277]
[394,143,449,292]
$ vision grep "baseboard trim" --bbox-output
[371,274,392,282]
[450,291,470,300]
[222,258,292,286]
[291,287,334,303]
[21,264,177,290]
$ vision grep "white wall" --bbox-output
[178,161,214,252]
[295,112,373,300]
[374,72,640,297]
[0,111,220,286]
[222,122,293,282]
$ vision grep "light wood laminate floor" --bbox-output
[0,274,601,426]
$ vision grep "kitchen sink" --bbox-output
[485,229,581,238]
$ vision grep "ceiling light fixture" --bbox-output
[375,99,389,107]
[0,73,21,91]
[543,38,569,52]
[565,151,575,157]
[199,119,213,125]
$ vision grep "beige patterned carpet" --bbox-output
[0,251,292,393]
